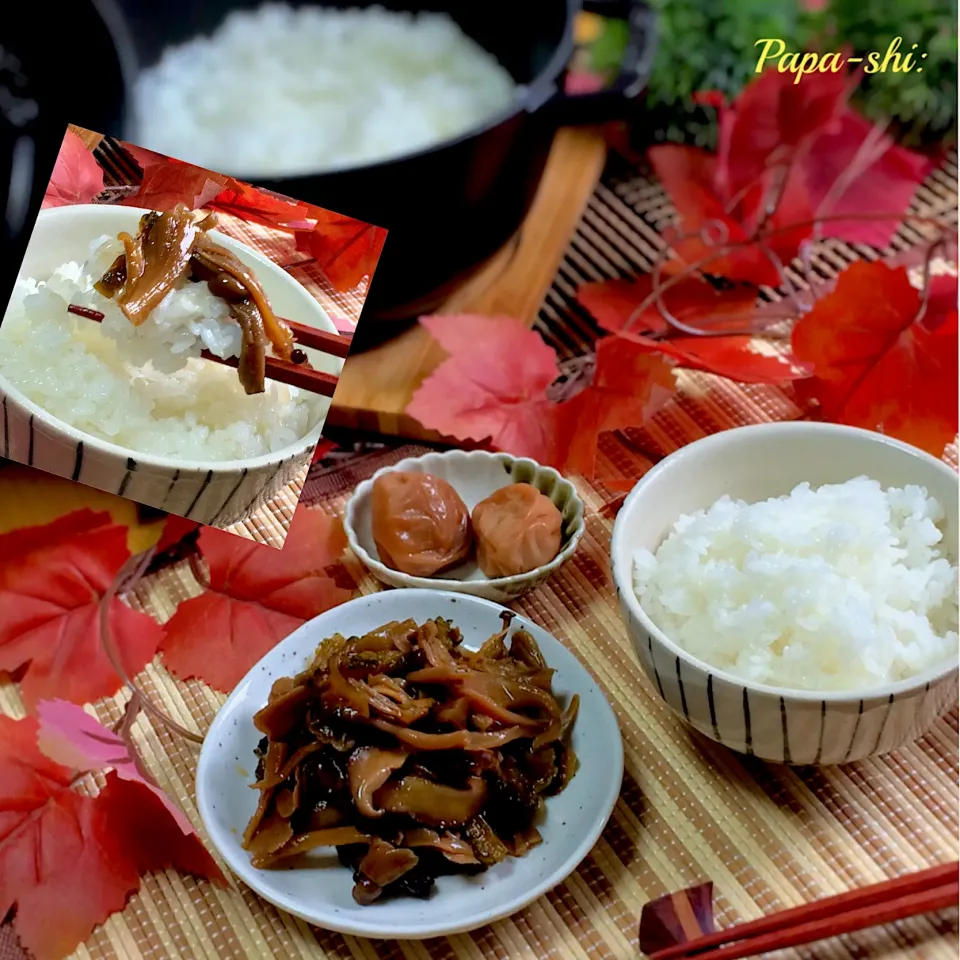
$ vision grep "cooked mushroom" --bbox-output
[93,203,295,395]
[241,616,579,903]
[348,746,408,818]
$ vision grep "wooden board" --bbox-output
[326,126,608,439]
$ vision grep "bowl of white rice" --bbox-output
[610,422,959,765]
[0,203,342,528]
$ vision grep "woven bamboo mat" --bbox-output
[1,430,956,960]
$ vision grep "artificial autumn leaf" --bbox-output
[714,67,931,249]
[208,178,312,229]
[0,511,162,709]
[638,334,803,385]
[405,315,562,463]
[0,466,175,555]
[576,276,803,384]
[553,337,676,479]
[647,144,780,286]
[159,507,353,692]
[0,714,222,960]
[926,274,960,330]
[96,774,225,890]
[650,68,932,287]
[294,211,388,293]
[36,699,197,836]
[577,277,667,333]
[42,129,104,208]
[123,158,228,212]
[119,142,166,171]
[792,262,958,455]
[715,67,850,200]
[648,145,784,286]
[578,274,759,336]
[0,508,110,563]
[312,437,338,463]
[800,110,933,247]
[153,513,201,556]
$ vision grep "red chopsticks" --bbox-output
[646,862,958,960]
[67,305,350,398]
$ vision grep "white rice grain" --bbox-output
[631,478,959,691]
[129,5,519,177]
[0,241,322,462]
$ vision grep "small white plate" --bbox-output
[343,449,586,604]
[196,589,623,939]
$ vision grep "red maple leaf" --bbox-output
[122,158,228,212]
[577,276,804,384]
[792,261,958,455]
[159,507,354,692]
[207,178,312,228]
[554,337,676,479]
[648,145,785,286]
[0,512,162,709]
[153,513,201,555]
[578,274,763,336]
[799,111,934,247]
[0,713,223,960]
[37,699,200,836]
[311,437,338,463]
[406,314,678,479]
[294,212,388,293]
[119,142,167,171]
[637,334,803,384]
[42,130,104,208]
[405,315,563,463]
[715,67,850,200]
[648,69,932,286]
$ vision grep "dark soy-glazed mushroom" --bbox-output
[93,203,295,395]
[242,614,579,904]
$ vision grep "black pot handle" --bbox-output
[543,0,658,126]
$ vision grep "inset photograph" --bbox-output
[0,124,386,549]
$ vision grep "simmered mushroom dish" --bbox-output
[95,203,295,395]
[242,614,579,904]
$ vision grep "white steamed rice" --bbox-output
[0,235,322,462]
[632,478,959,692]
[129,4,519,177]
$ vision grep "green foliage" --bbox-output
[644,0,806,146]
[642,0,956,146]
[588,17,631,75]
[806,0,957,144]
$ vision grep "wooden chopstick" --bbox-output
[648,863,959,960]
[67,304,344,398]
[209,350,339,397]
[282,317,353,359]
[659,883,958,960]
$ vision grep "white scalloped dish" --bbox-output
[195,589,623,939]
[343,450,585,603]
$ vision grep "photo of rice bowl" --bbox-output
[0,128,385,548]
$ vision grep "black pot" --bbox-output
[7,1,656,331]
[0,0,134,299]
[110,0,656,329]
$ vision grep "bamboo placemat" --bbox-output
[2,137,957,960]
[1,428,957,960]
